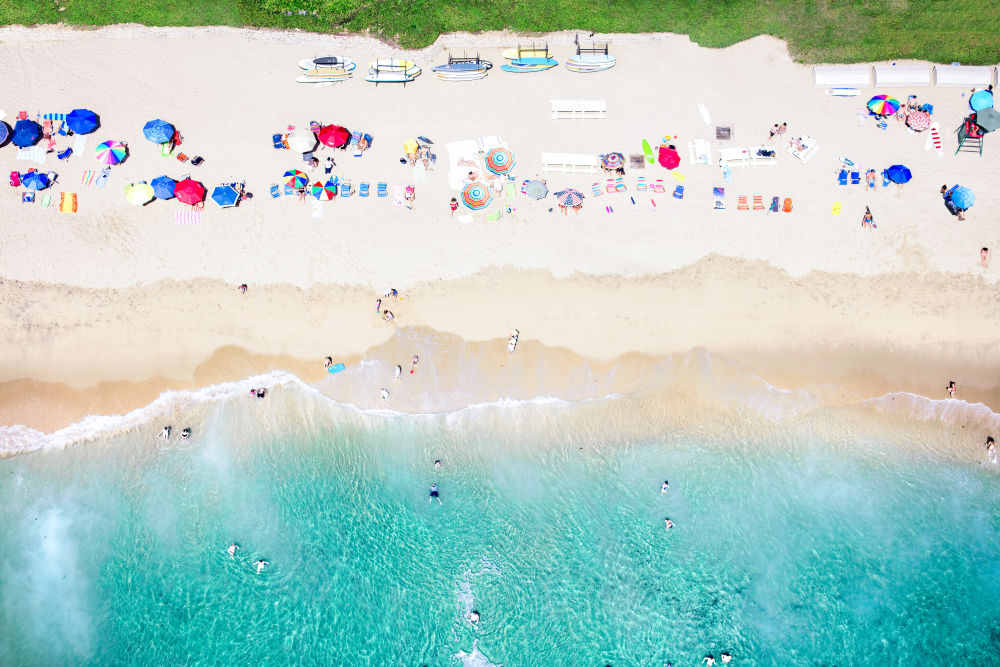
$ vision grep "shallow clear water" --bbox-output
[2,387,999,666]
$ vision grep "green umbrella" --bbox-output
[975,107,1000,133]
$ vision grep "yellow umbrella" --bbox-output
[403,138,419,155]
[125,182,155,206]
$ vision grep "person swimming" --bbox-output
[434,459,442,469]
[159,426,171,440]
[703,655,716,666]
[227,543,239,557]
[665,518,675,530]
[429,483,441,504]
[254,559,269,574]
[661,480,670,494]
[720,653,733,663]
[181,428,191,441]
[468,610,480,625]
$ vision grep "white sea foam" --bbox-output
[452,641,502,667]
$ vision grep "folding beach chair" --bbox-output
[190,156,204,166]
[737,195,749,211]
[486,210,503,222]
[359,182,370,197]
[636,176,647,191]
[606,179,617,194]
[270,184,280,198]
[769,196,780,213]
[339,181,352,197]
[652,179,665,193]
[377,182,388,198]
[783,197,793,212]
[881,170,890,187]
[752,195,764,210]
[849,171,860,185]
[16,111,27,121]
[504,182,516,200]
[591,182,603,197]
[272,133,286,149]
[615,176,626,192]
[9,171,20,187]
[176,152,189,163]
[160,142,172,157]
[837,169,848,185]
[57,148,73,161]
[284,185,294,195]
[673,185,685,199]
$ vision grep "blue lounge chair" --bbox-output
[339,181,352,197]
[57,148,73,161]
[359,182,370,197]
[377,182,388,198]
[284,185,294,195]
[837,169,848,185]
[849,171,861,185]
[270,184,280,198]
[672,185,684,199]
[272,133,285,149]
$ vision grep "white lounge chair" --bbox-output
[687,139,713,166]
[786,136,820,164]
[446,139,481,190]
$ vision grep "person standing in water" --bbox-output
[661,480,670,494]
[227,543,239,557]
[986,437,998,465]
[429,483,441,504]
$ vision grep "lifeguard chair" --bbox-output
[955,115,984,156]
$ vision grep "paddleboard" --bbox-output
[642,139,654,164]
[365,71,416,84]
[369,66,422,79]
[298,67,353,77]
[299,57,355,71]
[502,48,551,59]
[327,362,346,374]
[435,71,488,81]
[567,54,616,66]
[511,57,557,66]
[370,59,416,72]
[296,75,351,83]
[432,61,492,72]
[566,63,616,73]
[500,63,555,73]
[826,88,860,97]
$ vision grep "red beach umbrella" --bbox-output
[318,125,351,148]
[658,145,681,170]
[175,178,206,205]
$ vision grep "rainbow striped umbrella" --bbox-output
[95,140,127,164]
[867,95,900,117]
[283,169,309,188]
[462,181,493,210]
[485,147,515,175]
[601,152,625,170]
[312,179,337,200]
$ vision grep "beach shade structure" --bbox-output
[285,130,317,153]
[658,145,681,170]
[142,119,175,144]
[312,179,337,200]
[485,147,515,175]
[885,164,912,184]
[970,90,994,112]
[867,94,900,117]
[403,138,419,155]
[150,175,176,200]
[906,111,931,132]
[174,178,207,205]
[21,171,51,190]
[66,108,100,134]
[211,185,241,208]
[95,140,128,165]
[601,152,625,171]
[461,181,493,210]
[0,121,9,146]
[283,169,309,189]
[11,119,41,147]
[318,124,351,148]
[524,180,548,200]
[555,188,585,207]
[950,186,975,209]
[975,107,1000,133]
[125,182,155,206]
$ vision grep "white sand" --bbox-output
[1,26,998,433]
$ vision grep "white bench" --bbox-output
[540,152,600,173]
[551,99,607,119]
[748,146,778,165]
[718,146,751,166]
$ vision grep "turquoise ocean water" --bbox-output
[2,366,1000,665]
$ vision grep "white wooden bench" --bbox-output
[718,146,751,166]
[747,146,778,166]
[551,99,607,119]
[540,152,601,173]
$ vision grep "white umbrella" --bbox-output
[286,129,317,153]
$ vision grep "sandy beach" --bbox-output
[2,25,999,440]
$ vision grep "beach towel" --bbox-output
[72,135,87,155]
[17,145,47,164]
[175,210,202,225]
[591,182,603,197]
[95,166,111,188]
[392,185,406,207]
[81,170,95,186]
[456,214,473,224]
[720,162,732,184]
[413,162,427,184]
[312,199,324,218]
[59,192,77,213]
[713,187,726,210]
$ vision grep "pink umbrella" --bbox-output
[658,145,680,170]
[907,111,930,131]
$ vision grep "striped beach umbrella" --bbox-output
[554,188,584,207]
[285,130,317,153]
[283,169,309,189]
[524,180,548,200]
[485,147,515,175]
[867,95,900,116]
[67,108,99,134]
[318,124,350,148]
[601,152,624,170]
[174,178,206,205]
[312,180,337,200]
[143,119,174,144]
[150,175,175,199]
[906,111,930,131]
[461,181,492,210]
[95,140,127,164]
[125,182,155,205]
[21,171,50,190]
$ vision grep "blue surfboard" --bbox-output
[328,362,346,374]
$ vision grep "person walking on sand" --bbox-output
[324,156,334,175]
[862,206,876,230]
[767,124,779,142]
[410,355,419,374]
[947,381,956,398]
[986,437,998,465]
[777,122,787,136]
[239,283,247,294]
[981,247,990,269]
[449,197,458,217]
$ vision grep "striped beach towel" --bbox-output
[41,113,67,121]
[81,170,94,186]
[175,210,202,225]
[17,145,47,164]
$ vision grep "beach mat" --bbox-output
[175,210,202,225]
[72,135,87,154]
[312,199,324,218]
[713,187,726,210]
[17,145,47,164]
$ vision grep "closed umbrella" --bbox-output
[143,119,175,144]
[485,147,515,175]
[0,121,9,146]
[974,107,1000,133]
[21,171,50,190]
[969,90,993,112]
[318,125,350,148]
[95,140,128,164]
[286,130,317,153]
[555,188,585,207]
[312,180,337,200]
[125,182,155,205]
[283,169,309,188]
[175,178,206,205]
[12,119,41,147]
[658,145,681,170]
[151,175,176,199]
[885,164,912,184]
[211,185,240,208]
[524,180,548,200]
[461,182,492,210]
[950,186,975,210]
[66,108,99,134]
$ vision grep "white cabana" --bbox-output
[934,65,995,88]
[813,65,871,88]
[872,64,931,87]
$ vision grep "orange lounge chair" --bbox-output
[737,195,749,211]
[753,195,764,210]
[783,197,793,212]
[176,152,189,163]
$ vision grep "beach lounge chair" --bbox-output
[176,152,189,163]
[753,195,764,210]
[786,135,821,164]
[359,182,370,197]
[377,182,388,198]
[270,184,280,198]
[486,210,503,222]
[339,181,352,197]
[160,142,172,157]
[191,156,204,166]
[850,171,861,185]
[769,196,780,213]
[783,198,793,212]
[504,182,516,200]
[95,166,111,188]
[837,169,848,185]
[272,133,286,149]
[636,176,647,191]
[615,176,626,192]
[673,185,684,199]
[652,179,665,193]
[22,191,34,203]
[57,148,73,161]
[592,182,604,197]
[737,195,749,211]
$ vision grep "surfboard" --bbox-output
[299,57,355,71]
[435,71,488,81]
[510,57,556,67]
[432,61,492,72]
[368,66,422,79]
[502,48,551,59]
[566,62,616,73]
[296,75,351,83]
[365,71,416,84]
[327,362,346,374]
[826,88,860,97]
[642,139,654,164]
[500,63,556,73]
[369,59,416,71]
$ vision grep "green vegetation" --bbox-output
[4,0,998,64]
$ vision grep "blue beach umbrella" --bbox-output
[969,90,994,112]
[12,119,41,147]
[21,171,51,190]
[0,120,9,146]
[67,108,99,134]
[151,175,176,200]
[950,186,975,210]
[885,164,911,184]
[143,119,175,144]
[211,184,240,208]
